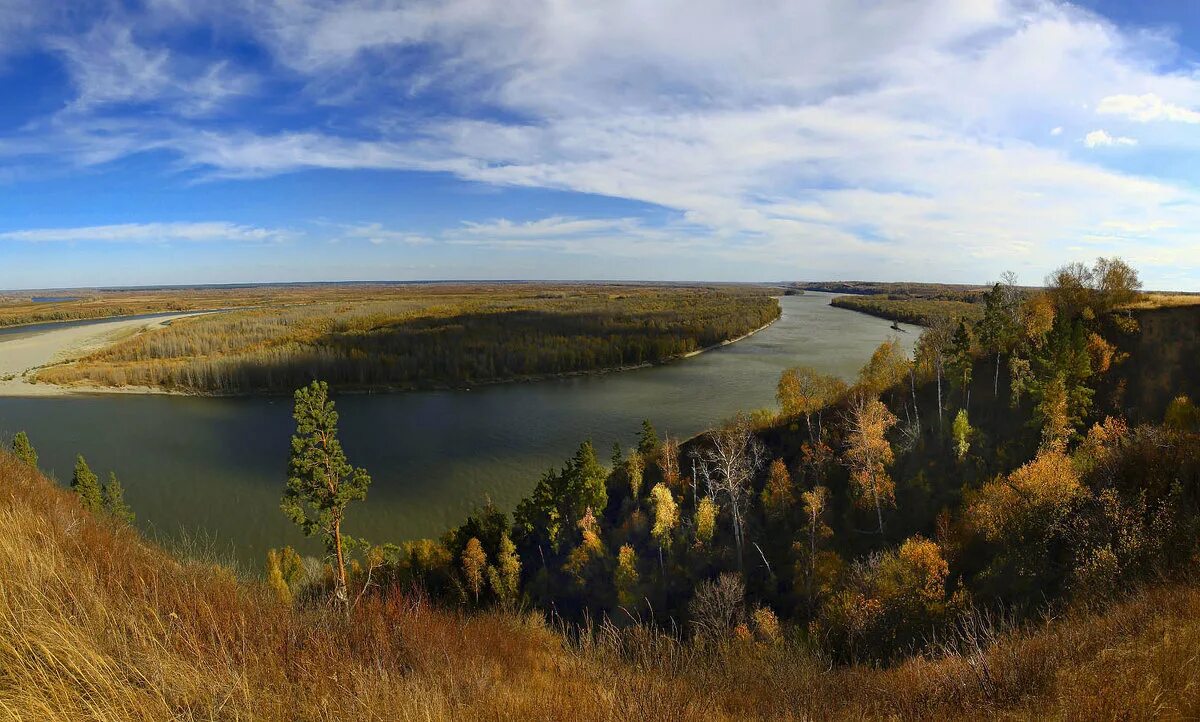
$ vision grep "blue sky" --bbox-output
[1,1,1199,290]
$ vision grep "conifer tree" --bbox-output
[71,455,103,514]
[11,432,37,468]
[282,380,372,606]
[102,472,134,523]
[948,320,975,409]
[637,419,660,456]
[564,441,607,524]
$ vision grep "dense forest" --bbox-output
[829,295,984,325]
[34,286,780,393]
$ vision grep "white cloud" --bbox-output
[1050,126,1063,135]
[0,222,289,244]
[1097,93,1200,123]
[1084,129,1138,148]
[339,223,433,246]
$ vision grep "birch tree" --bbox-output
[695,414,765,570]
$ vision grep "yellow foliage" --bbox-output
[1022,292,1056,345]
[969,448,1085,542]
[650,483,679,544]
[461,537,487,603]
[695,497,718,545]
[751,605,782,645]
[760,459,794,520]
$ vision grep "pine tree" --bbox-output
[102,472,134,523]
[948,320,975,409]
[71,455,103,514]
[637,419,660,456]
[563,441,607,523]
[282,380,372,606]
[11,432,37,468]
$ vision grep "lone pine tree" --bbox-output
[282,380,372,607]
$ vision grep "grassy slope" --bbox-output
[2,451,1198,720]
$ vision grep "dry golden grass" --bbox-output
[1,449,1197,720]
[1122,292,1200,310]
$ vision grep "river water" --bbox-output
[0,293,915,566]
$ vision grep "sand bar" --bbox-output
[0,313,208,396]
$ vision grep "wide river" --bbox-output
[0,293,915,567]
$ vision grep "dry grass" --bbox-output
[1,450,1197,720]
[1122,293,1200,310]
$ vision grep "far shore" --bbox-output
[0,306,783,398]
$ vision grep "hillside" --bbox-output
[1,450,1198,719]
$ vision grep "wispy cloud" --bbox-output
[0,222,289,244]
[339,223,433,246]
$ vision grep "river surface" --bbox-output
[0,293,915,566]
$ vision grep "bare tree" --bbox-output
[689,573,745,644]
[694,414,765,570]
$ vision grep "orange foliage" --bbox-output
[968,448,1085,542]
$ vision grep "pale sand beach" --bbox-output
[0,313,208,397]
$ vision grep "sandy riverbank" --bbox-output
[0,313,210,397]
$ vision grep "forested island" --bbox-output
[29,284,780,393]
[4,257,1200,718]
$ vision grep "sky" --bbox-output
[1,1,1199,290]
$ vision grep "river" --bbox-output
[0,293,916,567]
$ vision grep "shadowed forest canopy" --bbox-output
[33,284,780,393]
